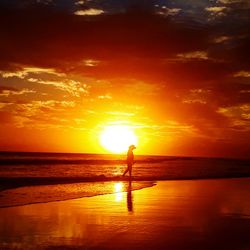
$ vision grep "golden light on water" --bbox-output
[112,166,123,176]
[100,125,137,153]
[114,182,123,202]
[114,182,123,193]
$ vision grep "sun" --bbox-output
[100,125,138,153]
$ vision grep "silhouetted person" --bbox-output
[122,145,136,178]
[127,180,133,212]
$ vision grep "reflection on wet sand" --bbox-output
[114,182,123,202]
[113,181,133,212]
[127,180,133,212]
[0,178,250,250]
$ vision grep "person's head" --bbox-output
[129,145,136,151]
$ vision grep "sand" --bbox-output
[0,178,250,250]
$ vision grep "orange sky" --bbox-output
[0,1,249,158]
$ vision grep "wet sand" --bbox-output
[0,178,250,250]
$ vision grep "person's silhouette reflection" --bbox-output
[127,180,133,212]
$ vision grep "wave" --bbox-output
[0,159,162,165]
[1,171,250,191]
[1,174,250,208]
[0,157,198,165]
[1,156,247,165]
[0,180,156,208]
[1,151,249,167]
[0,176,158,191]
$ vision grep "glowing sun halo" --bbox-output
[100,125,137,153]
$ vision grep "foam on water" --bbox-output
[0,181,155,208]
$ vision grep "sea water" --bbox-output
[0,152,249,207]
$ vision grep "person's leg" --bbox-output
[123,163,132,177]
[122,166,129,176]
[128,164,132,178]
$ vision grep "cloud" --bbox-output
[234,71,250,77]
[0,87,36,97]
[218,104,250,117]
[155,5,181,16]
[182,89,211,104]
[177,51,209,61]
[162,120,197,135]
[0,4,212,72]
[0,2,248,86]
[0,86,17,92]
[97,94,112,99]
[0,102,11,109]
[106,111,135,117]
[8,100,93,130]
[218,0,249,5]
[27,78,89,97]
[212,36,232,43]
[75,1,86,5]
[205,6,228,13]
[74,8,104,15]
[0,67,63,79]
[205,6,230,19]
[218,0,234,3]
[15,100,76,116]
[217,104,250,131]
[10,100,77,128]
[0,98,78,128]
[83,59,100,67]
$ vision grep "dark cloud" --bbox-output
[0,86,17,92]
[0,6,208,66]
[0,1,248,78]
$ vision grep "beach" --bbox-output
[1,178,250,250]
[1,0,250,249]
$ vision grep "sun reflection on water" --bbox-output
[114,182,123,192]
[114,182,123,202]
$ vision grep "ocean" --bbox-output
[0,152,249,207]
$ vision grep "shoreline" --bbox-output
[0,176,250,208]
[1,173,250,192]
[0,182,156,209]
[0,180,156,208]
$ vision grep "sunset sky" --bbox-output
[0,0,249,158]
